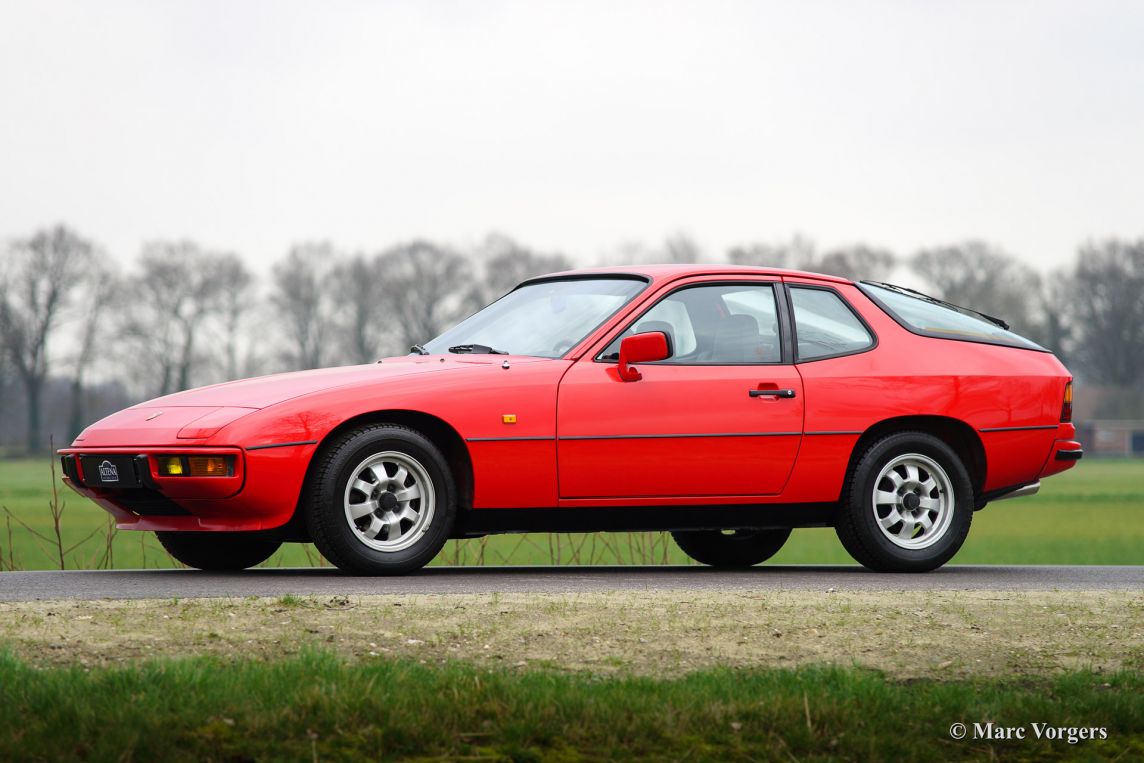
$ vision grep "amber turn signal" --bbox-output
[187,456,230,476]
[1061,381,1073,423]
[156,455,232,477]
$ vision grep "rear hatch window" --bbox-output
[859,282,1047,351]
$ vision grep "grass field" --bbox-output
[0,457,1141,570]
[2,651,1139,762]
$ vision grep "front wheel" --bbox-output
[305,424,457,575]
[671,528,792,568]
[156,532,280,571]
[834,431,973,572]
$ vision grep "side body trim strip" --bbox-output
[245,440,319,451]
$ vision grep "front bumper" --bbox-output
[58,444,313,532]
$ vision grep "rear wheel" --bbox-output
[835,431,973,572]
[305,424,456,575]
[671,528,792,568]
[156,532,280,571]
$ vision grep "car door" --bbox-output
[556,280,804,499]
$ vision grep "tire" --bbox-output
[835,431,973,572]
[305,424,456,575]
[671,528,792,568]
[156,532,280,571]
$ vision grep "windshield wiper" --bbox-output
[448,344,509,355]
[864,281,1010,330]
[409,344,430,355]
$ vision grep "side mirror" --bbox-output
[618,331,670,381]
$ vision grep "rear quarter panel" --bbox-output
[785,280,1070,500]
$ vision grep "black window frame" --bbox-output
[785,283,879,364]
[594,279,794,366]
[856,281,1050,353]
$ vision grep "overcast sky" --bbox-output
[2,0,1141,273]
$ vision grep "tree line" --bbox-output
[1,225,1141,453]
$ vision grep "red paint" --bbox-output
[617,331,670,381]
[59,264,1079,533]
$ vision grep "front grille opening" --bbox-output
[107,489,192,516]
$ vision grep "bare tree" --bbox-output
[816,245,896,281]
[68,262,119,439]
[125,240,232,396]
[0,225,95,452]
[214,253,255,380]
[727,237,895,280]
[599,232,705,267]
[661,232,704,264]
[1066,238,1144,385]
[1035,272,1073,360]
[330,253,393,363]
[468,233,572,307]
[377,240,472,351]
[728,235,817,269]
[910,241,1044,338]
[270,243,339,370]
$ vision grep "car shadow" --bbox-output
[126,563,988,578]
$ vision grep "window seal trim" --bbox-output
[856,282,1051,354]
[592,279,791,366]
[785,283,879,364]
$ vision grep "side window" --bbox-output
[789,287,874,360]
[600,283,782,364]
[629,298,698,357]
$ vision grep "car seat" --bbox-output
[711,314,768,362]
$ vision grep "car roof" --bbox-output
[525,263,854,286]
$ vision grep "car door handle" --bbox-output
[749,388,796,398]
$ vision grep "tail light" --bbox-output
[1061,381,1073,423]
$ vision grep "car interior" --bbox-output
[604,285,782,364]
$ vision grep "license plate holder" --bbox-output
[80,455,141,488]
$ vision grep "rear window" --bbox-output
[859,283,1046,352]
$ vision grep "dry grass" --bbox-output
[2,589,1140,679]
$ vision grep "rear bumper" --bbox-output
[1039,439,1083,479]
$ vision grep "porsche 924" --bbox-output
[59,265,1082,574]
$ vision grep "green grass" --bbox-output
[1,458,1141,570]
[1,651,1139,761]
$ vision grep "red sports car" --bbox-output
[60,265,1082,574]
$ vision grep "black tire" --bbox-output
[304,424,456,575]
[671,528,792,568]
[156,532,280,571]
[835,431,973,572]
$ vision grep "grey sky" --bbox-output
[2,0,1141,273]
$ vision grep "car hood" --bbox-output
[70,355,549,447]
[141,355,546,410]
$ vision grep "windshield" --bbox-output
[422,277,647,358]
[860,282,1045,351]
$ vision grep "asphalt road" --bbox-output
[0,565,1139,601]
